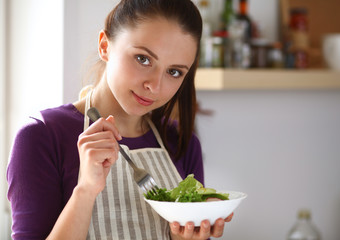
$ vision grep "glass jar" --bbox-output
[268,42,284,68]
[290,8,308,32]
[289,8,309,68]
[250,38,270,68]
[211,36,225,67]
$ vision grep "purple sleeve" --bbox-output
[7,117,63,239]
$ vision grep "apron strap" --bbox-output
[146,117,166,150]
[145,117,177,171]
[79,88,93,181]
[84,88,93,131]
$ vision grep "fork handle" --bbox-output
[118,146,139,171]
[87,107,139,171]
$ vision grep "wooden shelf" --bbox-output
[195,68,340,90]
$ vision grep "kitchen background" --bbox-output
[1,0,339,239]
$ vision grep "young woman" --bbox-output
[7,0,233,239]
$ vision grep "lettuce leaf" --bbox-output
[145,174,229,202]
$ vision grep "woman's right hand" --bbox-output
[77,115,122,196]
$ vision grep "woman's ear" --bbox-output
[98,30,109,62]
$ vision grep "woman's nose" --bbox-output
[143,69,163,93]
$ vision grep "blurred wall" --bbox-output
[6,0,64,147]
[63,0,117,104]
[196,90,340,239]
[1,0,10,238]
[3,0,64,239]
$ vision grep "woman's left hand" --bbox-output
[169,213,234,240]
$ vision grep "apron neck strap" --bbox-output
[146,117,166,150]
[84,89,93,131]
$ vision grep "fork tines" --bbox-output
[140,175,159,195]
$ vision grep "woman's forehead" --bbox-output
[113,18,197,62]
[121,16,197,43]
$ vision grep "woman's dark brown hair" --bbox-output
[94,0,202,159]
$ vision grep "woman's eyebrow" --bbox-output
[134,46,158,60]
[171,64,189,70]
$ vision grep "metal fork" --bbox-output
[86,107,159,195]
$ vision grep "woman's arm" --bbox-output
[47,116,121,239]
[8,116,121,239]
[46,185,96,240]
[7,118,64,239]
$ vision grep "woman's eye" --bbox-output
[136,55,151,65]
[168,69,182,78]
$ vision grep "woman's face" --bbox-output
[104,17,197,117]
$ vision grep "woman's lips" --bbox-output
[133,92,154,106]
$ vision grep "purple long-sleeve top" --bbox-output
[7,104,204,239]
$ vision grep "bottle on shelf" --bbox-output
[220,0,235,67]
[197,0,213,67]
[198,0,211,38]
[287,209,321,240]
[229,0,252,68]
[228,21,245,68]
[221,0,235,33]
[236,0,252,43]
[286,7,310,69]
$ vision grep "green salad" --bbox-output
[144,174,229,202]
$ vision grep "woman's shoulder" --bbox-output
[15,104,84,144]
[39,103,84,124]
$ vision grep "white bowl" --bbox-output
[144,191,247,226]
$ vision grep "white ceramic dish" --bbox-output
[145,191,247,226]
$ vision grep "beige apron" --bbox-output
[82,89,182,239]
